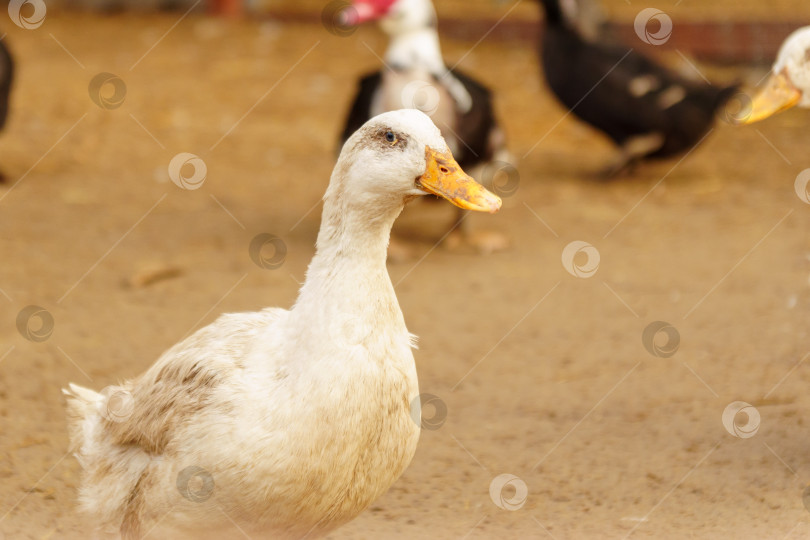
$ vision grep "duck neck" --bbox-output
[385,28,446,74]
[293,185,405,327]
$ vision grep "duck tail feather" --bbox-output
[63,382,102,455]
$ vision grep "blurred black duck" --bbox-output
[536,0,738,176]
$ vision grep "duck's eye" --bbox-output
[385,131,397,143]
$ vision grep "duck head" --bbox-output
[333,109,501,213]
[738,26,810,124]
[347,0,436,34]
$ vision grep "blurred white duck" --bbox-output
[341,0,511,256]
[738,26,810,124]
[64,110,501,540]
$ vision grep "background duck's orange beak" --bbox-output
[416,147,502,213]
[738,70,802,124]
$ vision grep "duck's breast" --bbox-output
[199,329,421,535]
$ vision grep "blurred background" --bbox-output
[2,1,810,539]
[38,0,810,61]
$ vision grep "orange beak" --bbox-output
[416,147,502,213]
[737,69,802,124]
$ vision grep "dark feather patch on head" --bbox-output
[358,125,409,152]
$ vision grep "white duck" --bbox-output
[63,110,501,540]
[341,0,511,256]
[738,26,810,124]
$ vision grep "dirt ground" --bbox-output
[2,11,810,540]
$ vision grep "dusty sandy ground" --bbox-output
[2,11,810,540]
